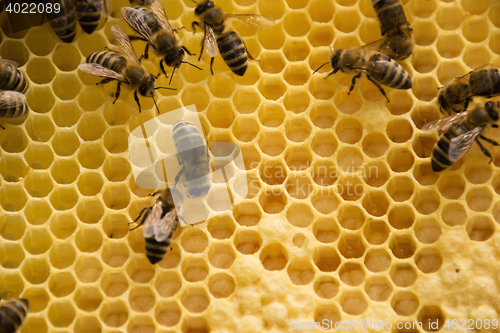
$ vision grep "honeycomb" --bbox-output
[0,0,500,332]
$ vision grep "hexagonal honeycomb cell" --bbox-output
[1,0,500,332]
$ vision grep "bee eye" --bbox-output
[139,85,148,95]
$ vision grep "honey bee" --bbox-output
[314,42,412,102]
[0,91,29,124]
[121,0,200,83]
[371,0,414,60]
[424,101,500,172]
[172,120,211,198]
[131,189,180,264]
[0,298,29,333]
[0,59,28,94]
[192,0,273,76]
[45,0,78,43]
[78,25,175,113]
[75,0,110,34]
[438,66,500,114]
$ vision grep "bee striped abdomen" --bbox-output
[47,0,77,43]
[0,91,28,118]
[172,120,211,197]
[371,0,406,35]
[0,298,29,333]
[0,64,27,93]
[76,0,102,34]
[86,51,128,73]
[431,124,465,172]
[217,32,247,76]
[145,237,173,264]
[470,69,500,97]
[369,53,412,89]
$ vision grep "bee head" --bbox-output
[164,48,185,68]
[195,0,214,16]
[437,90,447,111]
[330,49,342,72]
[139,75,156,97]
[485,101,499,121]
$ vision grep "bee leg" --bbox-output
[480,135,500,149]
[348,72,362,95]
[130,207,151,230]
[247,49,257,61]
[143,43,150,60]
[112,82,121,104]
[181,46,195,56]
[97,78,113,85]
[159,59,168,77]
[133,91,142,112]
[366,75,390,102]
[0,124,5,130]
[149,190,162,197]
[174,167,185,188]
[475,138,493,163]
[210,57,215,75]
[192,21,200,33]
[492,124,499,128]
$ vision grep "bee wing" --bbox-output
[121,6,156,45]
[154,210,178,242]
[204,25,219,58]
[0,59,19,69]
[102,0,110,17]
[142,201,163,238]
[422,112,469,131]
[0,91,26,109]
[227,14,274,30]
[111,24,141,65]
[149,0,173,33]
[448,126,485,162]
[78,63,127,82]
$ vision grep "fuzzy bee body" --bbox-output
[317,43,412,102]
[438,67,500,113]
[172,120,211,198]
[133,189,179,264]
[75,0,109,34]
[0,91,29,119]
[425,102,500,172]
[0,298,29,333]
[78,25,170,112]
[122,0,197,81]
[193,0,272,76]
[371,0,414,59]
[45,0,78,43]
[0,60,28,94]
[216,31,248,76]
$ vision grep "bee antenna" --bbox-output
[155,86,177,90]
[169,67,176,85]
[191,0,197,3]
[313,62,330,74]
[181,61,202,71]
[152,96,160,114]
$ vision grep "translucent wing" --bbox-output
[149,0,173,33]
[121,6,156,45]
[111,24,140,64]
[422,112,469,131]
[0,59,18,69]
[227,14,274,30]
[204,25,218,58]
[154,209,178,242]
[102,0,110,17]
[78,63,127,82]
[142,201,163,238]
[0,91,26,109]
[448,126,484,162]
